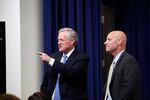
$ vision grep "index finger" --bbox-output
[36,52,43,55]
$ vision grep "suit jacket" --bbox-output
[41,48,89,100]
[104,51,141,100]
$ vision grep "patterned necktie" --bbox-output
[61,55,68,64]
[104,61,115,100]
[53,55,68,100]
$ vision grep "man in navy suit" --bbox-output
[37,28,89,100]
[104,30,141,100]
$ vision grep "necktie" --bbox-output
[61,55,68,64]
[104,61,115,100]
[53,55,68,100]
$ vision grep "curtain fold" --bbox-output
[43,0,102,100]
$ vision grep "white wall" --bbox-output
[20,0,43,99]
[0,0,43,99]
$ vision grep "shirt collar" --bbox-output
[113,50,125,63]
[63,47,75,58]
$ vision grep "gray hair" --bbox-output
[58,27,78,46]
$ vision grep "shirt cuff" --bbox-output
[48,58,55,66]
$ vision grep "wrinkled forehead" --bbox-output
[58,31,68,39]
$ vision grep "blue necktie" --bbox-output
[54,55,68,100]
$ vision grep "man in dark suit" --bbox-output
[36,28,89,100]
[104,30,141,100]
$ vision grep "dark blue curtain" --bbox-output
[114,0,150,99]
[43,0,102,100]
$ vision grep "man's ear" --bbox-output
[71,39,75,45]
[117,39,122,45]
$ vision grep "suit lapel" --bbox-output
[65,48,78,64]
[110,51,127,83]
